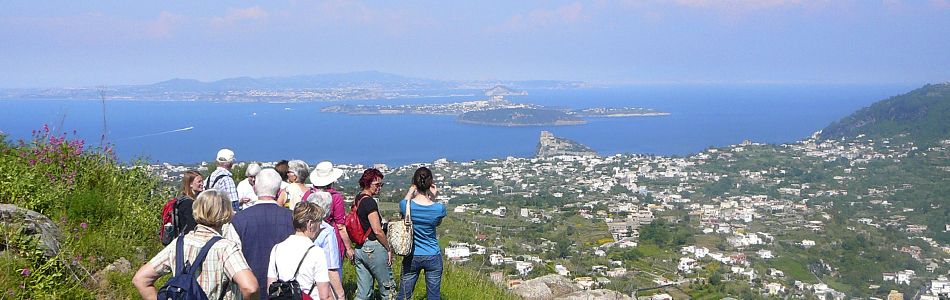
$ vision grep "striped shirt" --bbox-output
[149,225,251,300]
[208,167,240,211]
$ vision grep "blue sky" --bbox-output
[2,0,949,88]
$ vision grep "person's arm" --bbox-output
[331,195,355,260]
[315,282,333,300]
[132,263,161,300]
[233,269,260,299]
[367,210,392,265]
[327,269,345,300]
[277,189,288,207]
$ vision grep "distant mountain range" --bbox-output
[820,82,950,145]
[0,71,591,101]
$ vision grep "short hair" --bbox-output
[180,170,201,199]
[255,168,282,198]
[412,167,434,195]
[358,168,384,189]
[193,189,234,227]
[306,191,333,219]
[288,160,310,184]
[292,201,326,232]
[245,163,262,177]
[275,160,290,182]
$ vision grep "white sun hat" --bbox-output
[309,161,344,187]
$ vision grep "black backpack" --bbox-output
[204,174,231,191]
[157,236,223,300]
[268,245,316,300]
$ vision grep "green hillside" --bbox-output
[0,128,517,300]
[820,82,950,144]
[456,108,586,126]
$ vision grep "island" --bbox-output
[456,108,587,126]
[320,95,669,126]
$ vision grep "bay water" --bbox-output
[0,83,918,166]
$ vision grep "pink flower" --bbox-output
[60,216,67,223]
[20,269,30,275]
[80,222,87,229]
[89,256,95,262]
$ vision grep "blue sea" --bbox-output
[0,83,919,166]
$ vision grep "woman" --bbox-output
[267,201,332,300]
[308,161,354,261]
[285,159,311,210]
[308,192,346,300]
[352,168,395,300]
[396,167,447,300]
[274,159,291,207]
[133,189,259,300]
[174,170,203,237]
[236,163,261,210]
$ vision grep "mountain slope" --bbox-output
[819,82,950,144]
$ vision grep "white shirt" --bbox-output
[267,235,330,295]
[236,179,258,210]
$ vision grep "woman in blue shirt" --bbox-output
[397,167,447,300]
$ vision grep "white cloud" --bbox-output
[490,2,588,33]
[210,6,269,29]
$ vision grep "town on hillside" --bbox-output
[147,130,950,300]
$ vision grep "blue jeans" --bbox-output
[354,240,395,300]
[397,254,443,300]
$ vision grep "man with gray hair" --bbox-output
[206,148,240,211]
[231,168,294,300]
[237,163,262,210]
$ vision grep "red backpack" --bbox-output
[160,197,179,246]
[344,194,372,244]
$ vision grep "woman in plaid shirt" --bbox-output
[133,189,260,300]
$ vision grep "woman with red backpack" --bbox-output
[349,168,395,300]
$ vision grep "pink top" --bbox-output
[326,188,347,260]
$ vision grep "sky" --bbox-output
[2,0,949,88]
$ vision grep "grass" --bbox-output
[766,257,818,284]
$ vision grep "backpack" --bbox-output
[268,245,316,300]
[204,174,230,191]
[344,194,372,245]
[156,236,223,300]
[161,197,181,246]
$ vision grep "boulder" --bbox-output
[94,257,132,292]
[555,289,633,300]
[510,274,578,300]
[0,204,63,257]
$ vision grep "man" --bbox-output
[237,163,261,210]
[230,168,295,300]
[206,148,241,211]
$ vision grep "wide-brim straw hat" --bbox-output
[309,161,343,187]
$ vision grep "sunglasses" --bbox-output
[372,182,385,187]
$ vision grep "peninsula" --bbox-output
[320,96,669,126]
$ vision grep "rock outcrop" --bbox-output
[510,274,579,300]
[0,204,63,257]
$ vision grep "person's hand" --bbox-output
[346,248,355,260]
[387,251,393,266]
[430,184,438,197]
[240,196,251,204]
[405,185,417,200]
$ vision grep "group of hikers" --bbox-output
[132,149,448,300]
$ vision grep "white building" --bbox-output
[445,246,471,259]
[555,264,571,276]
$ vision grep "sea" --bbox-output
[0,83,920,167]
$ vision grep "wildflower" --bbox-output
[60,216,67,223]
[20,269,30,275]
[18,285,23,289]
[73,228,78,232]
[89,256,95,262]
[80,222,87,229]
[8,289,13,296]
